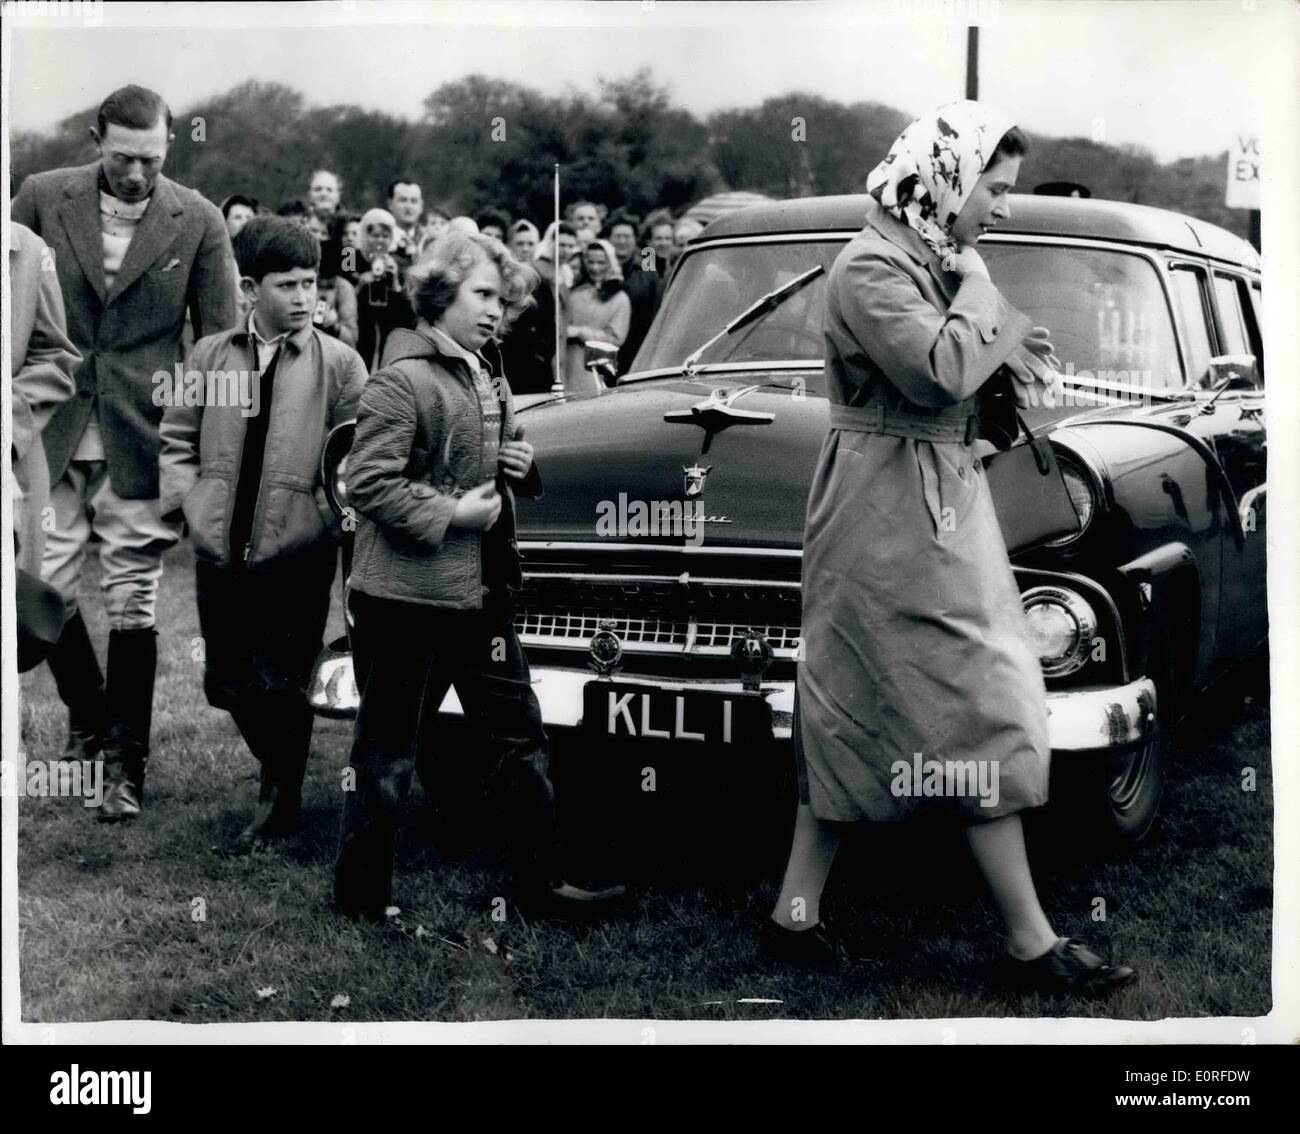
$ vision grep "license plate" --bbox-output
[582,681,772,747]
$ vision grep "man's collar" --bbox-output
[863,197,940,269]
[96,166,154,205]
[241,310,315,353]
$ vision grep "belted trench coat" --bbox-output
[796,198,1051,822]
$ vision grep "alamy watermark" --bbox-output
[596,493,708,547]
[1,751,104,808]
[890,751,1000,808]
[152,365,261,418]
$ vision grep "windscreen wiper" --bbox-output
[679,265,824,377]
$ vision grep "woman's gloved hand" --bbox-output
[1005,326,1061,408]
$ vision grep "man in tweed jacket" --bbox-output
[11,84,238,819]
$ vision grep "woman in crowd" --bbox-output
[355,207,416,370]
[562,237,630,392]
[764,100,1136,997]
[509,219,539,263]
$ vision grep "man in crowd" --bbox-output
[308,169,343,225]
[605,210,662,374]
[567,200,603,246]
[11,84,239,820]
[386,178,424,271]
[645,211,675,276]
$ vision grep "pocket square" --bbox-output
[160,258,181,272]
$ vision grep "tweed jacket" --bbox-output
[11,163,239,498]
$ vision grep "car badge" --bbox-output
[683,463,713,497]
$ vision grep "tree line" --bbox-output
[9,70,1252,240]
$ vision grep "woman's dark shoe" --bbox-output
[759,918,849,969]
[1012,936,1136,996]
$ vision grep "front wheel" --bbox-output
[1054,641,1170,849]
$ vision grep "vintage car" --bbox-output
[311,193,1266,848]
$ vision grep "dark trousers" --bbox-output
[334,590,559,919]
[195,542,336,787]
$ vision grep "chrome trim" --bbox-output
[1046,430,1111,552]
[1015,567,1130,684]
[521,568,800,589]
[1022,585,1099,677]
[1041,446,1101,549]
[519,541,804,558]
[687,231,859,250]
[1045,678,1158,753]
[623,361,824,381]
[312,648,1156,756]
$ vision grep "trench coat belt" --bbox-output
[828,402,980,445]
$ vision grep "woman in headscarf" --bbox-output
[763,101,1135,996]
[563,238,631,392]
[355,207,416,371]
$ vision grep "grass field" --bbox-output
[14,542,1273,1024]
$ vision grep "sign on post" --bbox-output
[1226,135,1260,210]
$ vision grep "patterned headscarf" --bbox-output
[866,100,1017,272]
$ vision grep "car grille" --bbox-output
[512,570,803,658]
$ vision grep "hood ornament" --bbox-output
[683,463,712,497]
[665,385,775,454]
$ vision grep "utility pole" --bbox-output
[966,26,979,100]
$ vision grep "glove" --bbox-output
[1005,326,1061,409]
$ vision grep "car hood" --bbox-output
[515,373,824,549]
[514,375,1200,550]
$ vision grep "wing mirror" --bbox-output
[320,419,357,520]
[1205,354,1259,391]
[584,339,621,389]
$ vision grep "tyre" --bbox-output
[1054,633,1170,849]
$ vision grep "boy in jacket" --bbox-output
[160,218,366,851]
[334,230,624,921]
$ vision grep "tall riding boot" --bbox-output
[45,610,105,762]
[226,693,313,850]
[97,628,158,822]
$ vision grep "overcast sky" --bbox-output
[0,0,1277,163]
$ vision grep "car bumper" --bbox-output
[308,651,1158,754]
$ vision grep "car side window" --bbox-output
[1168,265,1214,386]
[1211,273,1250,357]
[1243,278,1264,376]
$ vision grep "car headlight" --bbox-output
[1044,453,1098,548]
[1021,585,1098,677]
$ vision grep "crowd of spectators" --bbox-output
[218,172,706,388]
